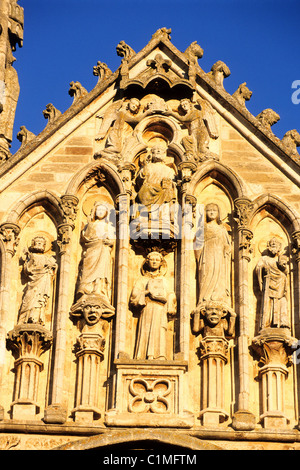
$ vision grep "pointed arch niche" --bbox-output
[188,171,237,423]
[3,192,63,421]
[248,199,300,428]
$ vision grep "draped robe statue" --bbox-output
[256,237,290,330]
[130,251,176,360]
[18,236,57,325]
[195,203,231,309]
[77,202,115,306]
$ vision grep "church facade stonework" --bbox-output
[1,4,300,451]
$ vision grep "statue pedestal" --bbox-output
[105,358,194,428]
[7,324,52,421]
[198,336,229,426]
[252,328,297,429]
[72,332,105,423]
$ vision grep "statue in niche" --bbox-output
[192,301,236,338]
[18,236,57,325]
[256,237,290,330]
[95,98,156,160]
[76,202,115,312]
[130,251,177,360]
[194,203,231,311]
[166,98,219,161]
[137,145,177,208]
[134,145,177,239]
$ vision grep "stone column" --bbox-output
[199,335,229,425]
[252,329,297,428]
[0,222,20,420]
[43,195,78,424]
[7,323,52,420]
[114,192,130,359]
[232,197,256,430]
[178,161,197,361]
[72,332,105,422]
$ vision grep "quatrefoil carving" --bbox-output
[128,378,172,413]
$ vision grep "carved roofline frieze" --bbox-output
[0,28,299,189]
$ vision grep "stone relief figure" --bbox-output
[18,236,57,325]
[192,300,236,338]
[70,293,115,331]
[76,202,115,307]
[95,98,150,160]
[134,145,178,240]
[136,145,177,208]
[194,203,231,310]
[255,237,290,330]
[130,251,177,360]
[166,98,219,161]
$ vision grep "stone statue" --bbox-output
[18,236,57,325]
[134,145,177,240]
[77,202,115,306]
[130,251,177,360]
[166,98,218,161]
[256,237,290,330]
[70,293,115,331]
[95,98,143,159]
[192,300,236,338]
[136,145,177,208]
[195,203,231,311]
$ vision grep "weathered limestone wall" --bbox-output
[0,27,300,450]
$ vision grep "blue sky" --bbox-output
[11,0,300,154]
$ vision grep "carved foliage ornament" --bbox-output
[128,378,171,414]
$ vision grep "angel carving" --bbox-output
[167,98,219,161]
[95,98,151,160]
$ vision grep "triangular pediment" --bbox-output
[1,27,299,191]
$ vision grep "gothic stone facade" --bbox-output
[1,16,300,450]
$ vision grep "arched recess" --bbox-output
[184,160,248,421]
[0,191,64,420]
[187,160,248,200]
[250,194,300,234]
[4,189,65,328]
[66,160,126,200]
[5,190,64,227]
[53,429,223,451]
[248,193,300,426]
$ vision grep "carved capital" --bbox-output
[184,194,197,220]
[234,197,253,228]
[177,161,197,188]
[74,332,105,358]
[117,162,136,194]
[7,323,53,361]
[292,230,300,261]
[59,194,79,225]
[0,222,20,255]
[252,328,297,369]
[199,336,229,363]
[57,223,72,254]
[234,198,254,260]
